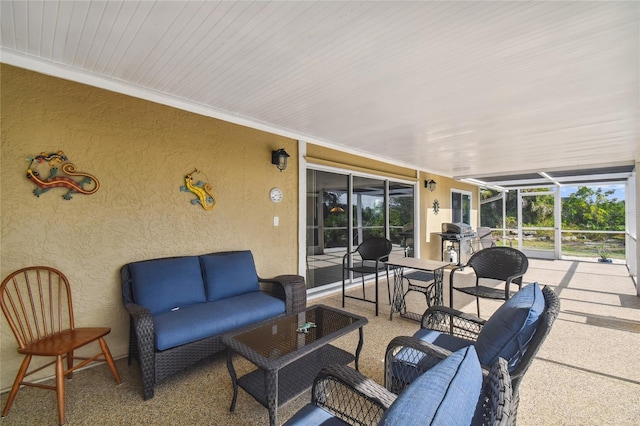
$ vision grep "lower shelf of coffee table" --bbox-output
[237,344,355,408]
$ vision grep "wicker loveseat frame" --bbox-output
[121,251,306,400]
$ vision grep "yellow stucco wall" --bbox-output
[419,173,478,260]
[0,65,299,389]
[0,64,480,391]
[307,144,417,179]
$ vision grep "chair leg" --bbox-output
[2,355,31,417]
[386,268,391,304]
[66,351,74,379]
[342,267,346,308]
[99,337,122,384]
[476,297,481,318]
[55,355,66,426]
[374,273,379,316]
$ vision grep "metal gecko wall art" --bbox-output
[180,168,216,210]
[26,151,100,200]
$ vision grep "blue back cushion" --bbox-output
[200,251,260,301]
[129,256,206,315]
[475,282,545,370]
[381,346,482,425]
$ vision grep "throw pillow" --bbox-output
[474,282,544,370]
[200,251,260,301]
[130,256,206,315]
[381,345,483,425]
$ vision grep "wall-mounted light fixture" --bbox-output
[271,148,290,171]
[425,179,437,192]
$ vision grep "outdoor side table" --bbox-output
[222,304,368,426]
[386,256,450,321]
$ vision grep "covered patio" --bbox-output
[1,2,638,424]
[1,259,637,425]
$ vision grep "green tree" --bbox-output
[482,186,624,233]
[521,190,554,227]
[562,187,624,232]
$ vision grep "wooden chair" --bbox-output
[0,266,122,425]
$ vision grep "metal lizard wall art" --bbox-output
[180,168,216,210]
[26,151,100,200]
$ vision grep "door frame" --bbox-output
[516,187,559,259]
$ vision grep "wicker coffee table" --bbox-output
[222,304,368,426]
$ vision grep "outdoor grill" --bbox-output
[438,223,477,265]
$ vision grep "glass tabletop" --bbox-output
[229,305,366,360]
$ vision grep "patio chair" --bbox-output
[450,246,528,317]
[0,266,122,425]
[284,345,513,426]
[342,237,392,316]
[475,226,496,251]
[385,283,559,421]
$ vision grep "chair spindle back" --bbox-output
[0,266,74,349]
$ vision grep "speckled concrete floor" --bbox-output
[1,259,638,425]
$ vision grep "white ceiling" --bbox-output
[1,1,638,186]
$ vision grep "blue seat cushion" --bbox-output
[382,346,483,425]
[129,256,206,315]
[283,403,349,425]
[200,251,260,301]
[412,328,474,352]
[393,329,473,384]
[153,292,285,351]
[475,282,544,370]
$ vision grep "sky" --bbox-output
[560,184,625,201]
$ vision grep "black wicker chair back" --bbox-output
[508,285,560,418]
[342,237,392,316]
[355,237,393,261]
[450,246,529,317]
[477,358,513,426]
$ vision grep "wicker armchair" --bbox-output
[450,246,528,317]
[285,351,513,426]
[386,285,559,420]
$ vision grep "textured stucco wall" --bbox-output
[419,173,478,260]
[0,65,298,390]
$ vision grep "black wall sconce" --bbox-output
[425,179,437,192]
[271,148,290,171]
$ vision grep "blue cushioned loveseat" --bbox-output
[121,250,306,399]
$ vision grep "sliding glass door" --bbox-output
[306,170,349,288]
[352,176,386,245]
[306,168,415,289]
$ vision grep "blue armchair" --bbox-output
[386,283,559,420]
[284,345,513,426]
